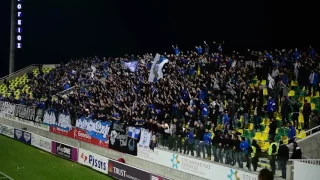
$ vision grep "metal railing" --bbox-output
[0,64,36,81]
[284,124,320,145]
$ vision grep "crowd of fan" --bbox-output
[1,42,319,178]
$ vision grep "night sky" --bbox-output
[0,0,319,77]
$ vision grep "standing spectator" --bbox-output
[268,137,278,176]
[288,122,296,143]
[212,128,221,162]
[277,140,289,179]
[253,102,261,131]
[203,128,212,160]
[267,97,276,119]
[240,137,250,170]
[291,142,302,159]
[223,111,230,132]
[224,134,232,165]
[302,99,311,130]
[233,135,242,167]
[217,134,225,163]
[309,69,318,96]
[269,117,277,140]
[251,139,261,172]
[310,111,320,133]
[292,101,300,130]
[281,97,290,126]
[195,123,205,158]
[184,128,195,156]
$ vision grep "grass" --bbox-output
[0,135,113,180]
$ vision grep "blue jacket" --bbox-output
[288,126,296,139]
[200,103,208,116]
[186,132,194,144]
[203,132,212,145]
[311,72,319,86]
[240,140,249,155]
[281,74,288,85]
[223,114,229,125]
[267,99,276,112]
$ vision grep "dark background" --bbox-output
[0,0,319,77]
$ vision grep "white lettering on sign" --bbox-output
[17,43,22,49]
[17,12,22,17]
[75,119,110,139]
[17,4,22,9]
[57,114,72,130]
[17,20,22,25]
[43,110,56,125]
[113,167,126,177]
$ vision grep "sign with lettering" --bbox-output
[137,147,258,180]
[52,141,78,162]
[78,148,109,174]
[14,104,36,121]
[31,133,52,152]
[108,159,150,180]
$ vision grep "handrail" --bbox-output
[0,64,36,81]
[284,124,320,145]
[289,159,320,165]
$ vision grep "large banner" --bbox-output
[0,101,49,131]
[14,104,36,121]
[108,159,151,180]
[52,141,78,162]
[0,101,16,121]
[0,123,14,138]
[109,124,139,155]
[43,109,72,131]
[31,133,52,153]
[75,117,111,148]
[78,148,109,174]
[137,147,258,180]
[14,128,32,144]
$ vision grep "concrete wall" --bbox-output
[0,65,36,83]
[0,117,206,180]
[296,131,320,159]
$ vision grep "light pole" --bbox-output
[9,0,16,74]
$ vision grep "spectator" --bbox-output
[268,137,277,176]
[223,134,232,165]
[277,140,289,179]
[203,128,212,160]
[269,118,277,140]
[184,128,194,156]
[292,101,300,130]
[259,169,274,180]
[195,123,205,158]
[288,122,296,144]
[240,137,250,170]
[302,99,311,130]
[251,139,261,172]
[267,97,276,119]
[280,96,290,126]
[310,111,320,133]
[291,142,302,159]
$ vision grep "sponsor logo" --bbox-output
[24,132,31,142]
[88,154,107,170]
[39,139,51,150]
[81,152,88,163]
[170,154,180,169]
[0,124,14,137]
[15,129,22,139]
[227,169,240,180]
[108,162,126,177]
[78,131,91,139]
[57,144,71,155]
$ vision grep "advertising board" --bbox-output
[31,133,52,152]
[51,141,78,162]
[14,128,31,144]
[78,148,109,174]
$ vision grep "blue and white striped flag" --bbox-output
[148,54,169,82]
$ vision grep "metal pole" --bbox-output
[9,0,16,74]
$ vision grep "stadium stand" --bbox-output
[1,44,319,174]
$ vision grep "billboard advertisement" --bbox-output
[78,148,109,174]
[50,126,109,148]
[0,123,14,138]
[51,141,78,162]
[137,146,258,180]
[31,133,52,153]
[14,128,32,144]
[108,159,151,180]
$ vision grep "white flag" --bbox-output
[138,128,151,147]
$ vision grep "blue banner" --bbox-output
[75,117,111,142]
[14,128,32,144]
